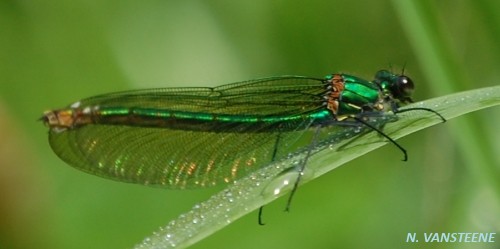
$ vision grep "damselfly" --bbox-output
[41,70,445,221]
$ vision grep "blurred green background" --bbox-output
[0,0,499,249]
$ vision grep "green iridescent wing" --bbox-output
[48,76,334,189]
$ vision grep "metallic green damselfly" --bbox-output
[41,70,445,219]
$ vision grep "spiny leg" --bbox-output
[395,107,446,123]
[258,133,282,225]
[353,116,408,161]
[285,125,322,212]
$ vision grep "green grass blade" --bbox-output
[392,0,500,199]
[135,86,500,249]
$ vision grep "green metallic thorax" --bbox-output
[337,74,381,115]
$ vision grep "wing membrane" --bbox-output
[49,119,321,188]
[49,76,335,188]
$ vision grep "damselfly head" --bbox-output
[374,70,414,104]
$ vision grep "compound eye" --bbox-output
[395,75,414,97]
